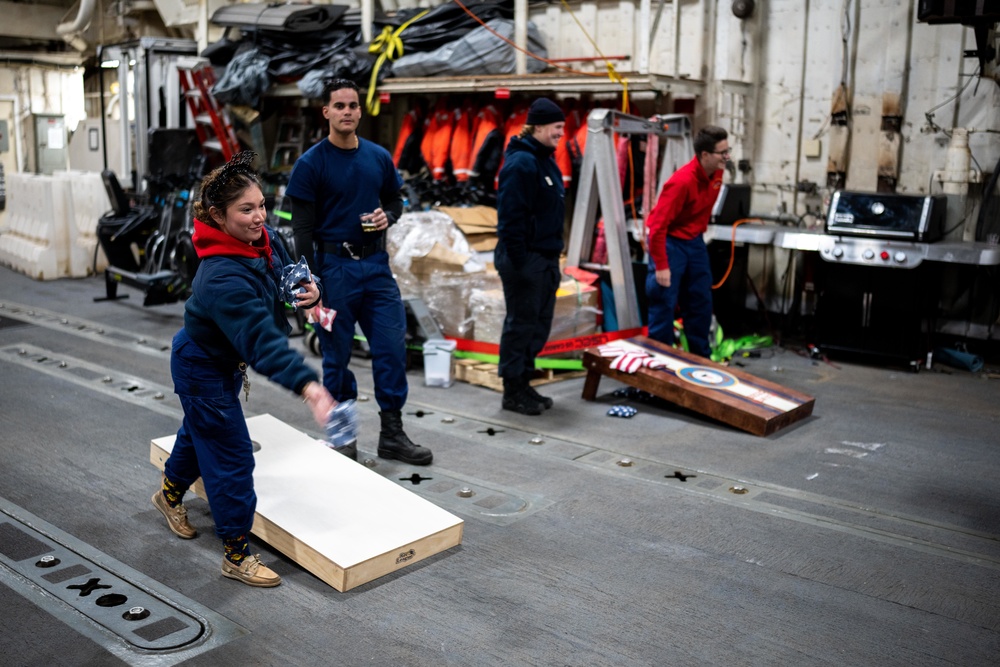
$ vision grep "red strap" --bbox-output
[448,327,647,357]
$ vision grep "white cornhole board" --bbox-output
[150,413,463,591]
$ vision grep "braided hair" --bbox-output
[193,151,262,227]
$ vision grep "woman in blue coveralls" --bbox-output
[151,151,335,588]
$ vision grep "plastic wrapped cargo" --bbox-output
[390,19,547,78]
[387,211,495,338]
[470,279,601,345]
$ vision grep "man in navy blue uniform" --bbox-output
[286,79,432,465]
[495,97,566,415]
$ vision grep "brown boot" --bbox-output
[221,554,282,587]
[151,490,196,539]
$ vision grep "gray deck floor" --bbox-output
[1,267,998,666]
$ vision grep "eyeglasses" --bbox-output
[710,149,732,157]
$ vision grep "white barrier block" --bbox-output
[55,170,111,277]
[0,174,71,280]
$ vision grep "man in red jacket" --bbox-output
[644,126,729,358]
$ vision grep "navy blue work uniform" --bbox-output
[285,137,408,410]
[495,134,566,380]
[645,236,714,358]
[165,223,319,540]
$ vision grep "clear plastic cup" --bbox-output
[360,212,377,232]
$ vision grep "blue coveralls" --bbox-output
[165,224,319,539]
[495,134,566,380]
[313,251,408,410]
[284,137,408,410]
[166,330,256,538]
[645,236,714,358]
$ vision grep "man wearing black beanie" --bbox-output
[495,97,567,415]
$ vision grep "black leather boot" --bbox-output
[502,378,544,416]
[377,410,433,465]
[521,373,553,409]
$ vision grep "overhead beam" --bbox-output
[0,2,63,40]
[151,0,200,26]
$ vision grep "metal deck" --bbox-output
[1,267,998,665]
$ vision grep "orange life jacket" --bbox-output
[449,104,476,182]
[420,99,454,181]
[392,108,423,172]
[554,107,583,187]
[555,133,574,188]
[468,104,503,186]
[494,106,528,189]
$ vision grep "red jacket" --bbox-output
[645,156,723,271]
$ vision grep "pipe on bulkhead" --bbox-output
[56,0,97,52]
[940,127,973,196]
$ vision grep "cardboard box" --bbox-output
[409,242,471,277]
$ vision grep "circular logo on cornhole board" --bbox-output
[677,366,737,388]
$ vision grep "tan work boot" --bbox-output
[221,554,282,587]
[151,490,196,539]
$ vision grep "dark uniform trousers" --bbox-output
[313,249,409,410]
[645,235,714,358]
[166,329,257,539]
[496,246,561,380]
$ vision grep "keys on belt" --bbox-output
[315,239,384,260]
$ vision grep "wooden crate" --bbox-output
[452,358,585,392]
[150,414,463,591]
[582,336,814,436]
[451,358,481,383]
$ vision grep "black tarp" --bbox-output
[391,18,547,77]
[211,3,350,32]
[376,0,514,54]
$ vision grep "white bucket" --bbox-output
[423,339,457,388]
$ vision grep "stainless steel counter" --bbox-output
[705,224,1000,268]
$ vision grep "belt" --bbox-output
[315,237,385,260]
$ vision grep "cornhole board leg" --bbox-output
[150,414,463,591]
[582,336,815,436]
[582,366,603,401]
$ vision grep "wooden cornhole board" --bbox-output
[582,336,815,436]
[150,414,463,591]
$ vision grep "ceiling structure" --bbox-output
[0,0,189,66]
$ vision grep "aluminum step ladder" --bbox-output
[565,110,692,329]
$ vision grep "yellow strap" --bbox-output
[605,62,629,112]
[557,0,629,112]
[366,9,431,116]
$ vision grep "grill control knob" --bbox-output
[832,247,844,258]
[894,251,906,264]
[862,249,875,260]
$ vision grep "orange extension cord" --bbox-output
[712,218,761,290]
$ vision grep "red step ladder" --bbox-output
[177,57,240,161]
